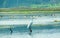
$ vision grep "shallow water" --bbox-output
[0,25,60,38]
[0,12,60,38]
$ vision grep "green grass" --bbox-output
[0,8,60,14]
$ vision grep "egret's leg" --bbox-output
[29,26,32,35]
[10,28,13,34]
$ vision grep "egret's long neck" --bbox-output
[27,21,33,29]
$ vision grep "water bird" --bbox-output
[27,21,33,35]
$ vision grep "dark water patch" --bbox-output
[32,25,60,30]
[0,25,60,34]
